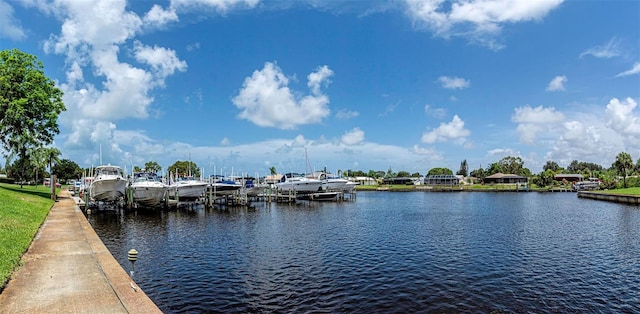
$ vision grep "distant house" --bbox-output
[484,173,528,184]
[554,174,584,183]
[353,176,377,186]
[382,177,414,185]
[264,174,283,184]
[424,175,461,185]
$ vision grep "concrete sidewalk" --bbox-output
[0,190,161,313]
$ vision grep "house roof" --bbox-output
[484,172,527,179]
[554,174,584,178]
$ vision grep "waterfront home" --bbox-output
[264,174,283,185]
[424,175,461,186]
[483,173,528,184]
[554,173,584,183]
[352,176,377,186]
[382,177,415,185]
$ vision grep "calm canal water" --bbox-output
[86,192,640,313]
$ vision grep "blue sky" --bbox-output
[1,0,639,177]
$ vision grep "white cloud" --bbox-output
[546,75,567,91]
[421,115,471,144]
[545,115,625,168]
[335,109,359,119]
[605,97,640,136]
[143,5,179,28]
[221,137,230,145]
[438,76,470,89]
[232,62,333,129]
[512,105,565,144]
[170,0,260,13]
[488,148,519,158]
[404,0,564,49]
[379,100,400,116]
[615,63,640,78]
[424,104,447,119]
[341,128,365,146]
[0,0,26,40]
[38,0,184,121]
[307,65,334,95]
[411,145,444,160]
[133,41,187,79]
[579,37,622,59]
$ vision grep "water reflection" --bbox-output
[87,192,640,313]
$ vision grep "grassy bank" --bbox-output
[593,187,640,195]
[0,183,54,289]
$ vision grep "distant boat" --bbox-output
[89,165,127,202]
[209,176,243,195]
[276,173,324,194]
[296,191,340,201]
[131,172,167,208]
[169,176,208,200]
[310,172,357,192]
[243,179,267,197]
[573,180,601,191]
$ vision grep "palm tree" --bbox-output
[45,147,61,185]
[269,166,277,176]
[612,152,633,188]
[30,147,47,185]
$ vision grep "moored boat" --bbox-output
[131,172,167,208]
[310,172,357,192]
[276,173,323,194]
[89,165,127,202]
[209,176,243,195]
[169,176,208,200]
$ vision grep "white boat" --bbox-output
[573,180,601,191]
[131,172,167,208]
[243,179,267,197]
[169,176,208,200]
[89,165,127,202]
[276,173,324,194]
[311,172,357,192]
[209,176,243,196]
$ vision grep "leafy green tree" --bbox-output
[543,160,561,172]
[486,162,502,175]
[411,172,421,177]
[497,156,525,176]
[168,160,200,178]
[269,166,277,175]
[427,167,453,176]
[397,171,411,177]
[44,147,61,176]
[133,166,143,173]
[470,167,486,180]
[612,152,634,188]
[385,167,396,178]
[456,159,468,176]
[144,161,162,174]
[0,49,65,186]
[29,146,48,185]
[567,160,603,173]
[52,159,82,182]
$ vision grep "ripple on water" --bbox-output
[88,192,640,313]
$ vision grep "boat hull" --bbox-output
[132,183,167,208]
[276,181,323,193]
[169,182,208,200]
[90,179,127,202]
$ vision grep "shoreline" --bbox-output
[0,190,161,313]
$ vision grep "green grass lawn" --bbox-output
[595,187,640,195]
[0,183,54,289]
